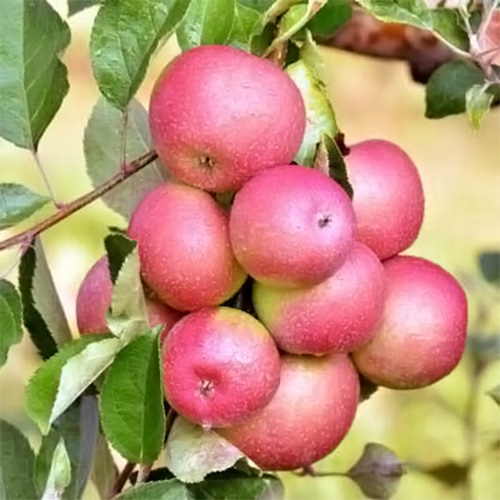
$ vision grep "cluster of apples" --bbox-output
[76,45,468,471]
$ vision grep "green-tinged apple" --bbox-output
[128,183,247,311]
[253,242,386,355]
[353,256,468,389]
[162,307,281,428]
[218,354,359,470]
[345,139,424,260]
[230,165,355,288]
[149,45,306,192]
[76,257,183,337]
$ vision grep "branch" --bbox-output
[0,150,158,252]
[108,461,136,499]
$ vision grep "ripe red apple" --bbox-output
[353,256,468,389]
[218,354,359,470]
[229,165,356,288]
[162,307,281,428]
[128,183,247,311]
[149,45,306,192]
[345,139,424,260]
[76,257,183,336]
[253,242,386,355]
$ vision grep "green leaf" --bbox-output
[0,279,23,367]
[84,98,166,220]
[229,1,266,51]
[90,0,190,110]
[263,0,303,24]
[176,0,236,51]
[165,417,243,483]
[425,60,486,119]
[104,233,149,340]
[347,443,406,500]
[40,439,71,500]
[467,334,500,369]
[19,239,71,359]
[0,420,37,500]
[488,385,500,406]
[100,330,165,463]
[466,84,494,130]
[478,251,500,285]
[286,59,338,166]
[35,396,99,500]
[0,183,50,230]
[68,0,101,16]
[430,8,468,52]
[116,480,193,500]
[26,335,111,434]
[90,433,118,500]
[305,0,351,37]
[264,0,327,57]
[0,0,70,150]
[417,461,468,487]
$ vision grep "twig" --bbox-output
[0,150,158,252]
[108,461,136,499]
[137,464,152,483]
[119,108,130,172]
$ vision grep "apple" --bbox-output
[253,242,386,355]
[128,182,247,311]
[162,307,281,428]
[345,139,424,260]
[353,255,468,389]
[149,45,306,192]
[76,257,183,336]
[218,354,359,470]
[229,165,356,288]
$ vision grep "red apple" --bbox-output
[76,257,183,336]
[253,242,386,355]
[229,165,356,288]
[353,256,468,389]
[218,354,359,470]
[345,139,424,260]
[162,307,281,428]
[128,183,247,311]
[149,45,306,192]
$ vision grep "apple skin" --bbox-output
[253,242,386,355]
[218,354,359,470]
[128,183,247,311]
[353,255,468,389]
[76,257,183,336]
[345,139,424,260]
[149,45,306,192]
[229,165,356,288]
[162,307,281,428]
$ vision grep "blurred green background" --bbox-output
[0,1,499,499]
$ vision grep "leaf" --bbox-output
[35,396,99,500]
[229,1,266,51]
[263,0,303,24]
[116,480,194,500]
[430,8,468,52]
[68,0,102,16]
[0,279,23,367]
[478,251,500,285]
[19,239,67,359]
[0,420,37,500]
[466,84,495,130]
[0,183,50,230]
[467,334,500,369]
[264,0,327,56]
[176,0,236,51]
[165,417,243,483]
[25,335,112,434]
[90,0,190,110]
[84,98,167,220]
[425,60,486,119]
[90,433,118,500]
[100,330,165,463]
[286,59,338,166]
[305,0,351,37]
[488,385,500,406]
[0,0,70,150]
[314,135,353,198]
[40,439,71,500]
[418,461,468,487]
[347,443,406,500]
[104,233,149,340]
